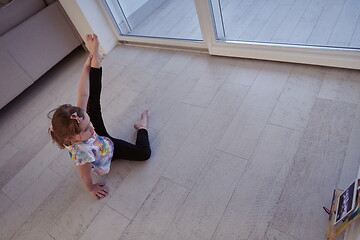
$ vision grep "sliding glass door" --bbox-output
[104,0,202,41]
[210,0,360,49]
[103,0,360,69]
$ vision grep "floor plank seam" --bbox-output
[104,204,132,222]
[209,160,252,240]
[267,225,301,240]
[266,122,305,133]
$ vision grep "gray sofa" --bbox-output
[0,0,82,109]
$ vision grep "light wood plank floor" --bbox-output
[129,0,360,49]
[1,45,360,240]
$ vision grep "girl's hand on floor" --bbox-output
[90,183,108,200]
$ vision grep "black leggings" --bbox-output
[86,67,151,161]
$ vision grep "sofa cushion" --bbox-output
[0,0,46,36]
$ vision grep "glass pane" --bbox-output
[211,0,360,49]
[105,0,202,41]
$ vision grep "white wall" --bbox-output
[59,0,117,54]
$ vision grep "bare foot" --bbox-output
[85,34,103,68]
[86,34,98,55]
[134,110,149,130]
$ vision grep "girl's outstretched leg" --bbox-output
[85,34,110,138]
[86,67,111,138]
[111,110,151,161]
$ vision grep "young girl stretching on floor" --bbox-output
[48,34,151,200]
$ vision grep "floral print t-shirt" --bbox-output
[65,133,114,175]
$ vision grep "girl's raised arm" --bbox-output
[77,55,91,109]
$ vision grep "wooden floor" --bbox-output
[130,0,360,49]
[0,45,360,240]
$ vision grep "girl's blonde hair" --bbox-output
[48,104,85,149]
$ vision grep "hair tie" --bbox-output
[70,112,81,124]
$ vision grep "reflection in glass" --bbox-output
[105,0,202,41]
[211,0,360,49]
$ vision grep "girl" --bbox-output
[48,34,151,200]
